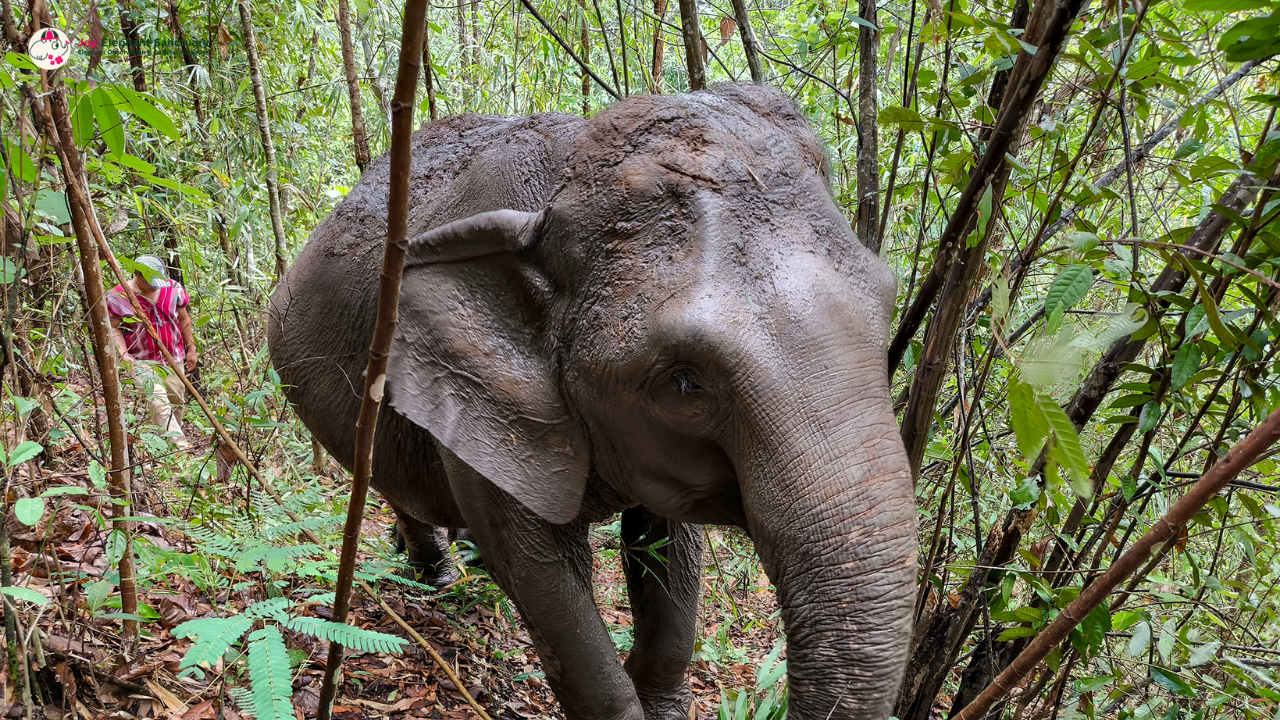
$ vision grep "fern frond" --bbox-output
[247,627,294,720]
[227,686,256,720]
[262,515,342,540]
[304,592,336,607]
[245,597,292,621]
[236,544,323,573]
[284,616,408,654]
[355,569,439,592]
[173,616,254,670]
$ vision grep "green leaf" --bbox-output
[39,486,88,497]
[755,638,786,691]
[93,88,125,158]
[173,616,254,670]
[1158,618,1176,662]
[72,93,95,147]
[247,627,295,720]
[113,153,156,175]
[88,461,106,490]
[1218,12,1280,61]
[878,106,925,131]
[246,596,291,620]
[1122,474,1138,501]
[34,190,71,225]
[1150,667,1195,697]
[1128,621,1151,657]
[9,395,36,416]
[1008,377,1050,462]
[997,626,1038,641]
[1041,400,1090,499]
[1138,401,1161,433]
[1185,0,1270,10]
[85,580,113,613]
[283,617,408,654]
[14,497,45,527]
[972,185,994,248]
[119,88,180,140]
[991,272,1010,326]
[1009,476,1041,509]
[1171,343,1202,389]
[1067,231,1100,252]
[1045,264,1094,318]
[1189,640,1222,667]
[1,140,37,183]
[1080,604,1112,652]
[1,586,48,606]
[1112,610,1142,632]
[7,441,43,468]
[1172,253,1238,349]
[1174,137,1205,159]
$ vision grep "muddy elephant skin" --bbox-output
[268,83,916,720]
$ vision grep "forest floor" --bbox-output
[6,381,796,720]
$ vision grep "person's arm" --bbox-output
[109,316,133,361]
[177,305,198,371]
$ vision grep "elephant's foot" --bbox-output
[394,515,459,589]
[635,686,695,720]
[402,560,459,589]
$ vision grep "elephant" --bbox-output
[267,82,916,720]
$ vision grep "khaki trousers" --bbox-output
[127,361,190,450]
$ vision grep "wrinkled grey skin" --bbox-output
[268,83,915,720]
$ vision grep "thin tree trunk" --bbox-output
[651,0,668,93]
[728,0,762,83]
[898,0,1087,480]
[422,10,438,120]
[237,0,289,282]
[854,0,878,252]
[116,0,146,92]
[676,0,704,90]
[615,0,630,96]
[456,0,470,104]
[579,0,591,113]
[337,0,372,172]
[297,28,319,122]
[314,0,427,717]
[470,0,481,75]
[40,85,138,653]
[360,14,391,124]
[0,0,20,50]
[169,0,204,125]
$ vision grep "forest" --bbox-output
[1,0,1279,716]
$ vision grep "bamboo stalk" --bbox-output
[315,0,430,717]
[237,0,289,281]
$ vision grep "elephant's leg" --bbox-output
[440,451,642,720]
[621,507,703,720]
[394,512,458,588]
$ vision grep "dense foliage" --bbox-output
[1,0,1280,716]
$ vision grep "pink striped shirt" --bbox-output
[106,280,190,362]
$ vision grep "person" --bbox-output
[107,255,199,451]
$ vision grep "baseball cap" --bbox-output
[135,255,168,282]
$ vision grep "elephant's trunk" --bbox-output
[735,358,916,720]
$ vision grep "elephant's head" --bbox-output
[388,83,916,719]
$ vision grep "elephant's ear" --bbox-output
[387,210,589,524]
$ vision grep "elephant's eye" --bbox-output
[673,369,701,395]
[649,364,722,435]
